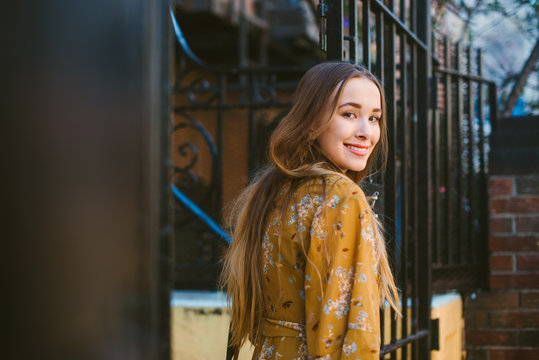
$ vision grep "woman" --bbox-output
[221,62,400,359]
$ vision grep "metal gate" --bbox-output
[320,1,434,357]
[170,1,496,358]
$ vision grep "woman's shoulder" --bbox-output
[299,174,368,204]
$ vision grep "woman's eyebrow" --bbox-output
[339,102,382,113]
[339,102,362,109]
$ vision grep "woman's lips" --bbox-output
[344,143,369,156]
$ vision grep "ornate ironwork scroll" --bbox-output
[170,8,308,289]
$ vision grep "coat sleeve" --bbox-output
[304,187,381,359]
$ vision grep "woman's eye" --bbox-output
[369,116,380,122]
[343,112,355,118]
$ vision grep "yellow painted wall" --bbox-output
[379,293,463,360]
[171,291,462,360]
[170,291,254,360]
[430,294,463,360]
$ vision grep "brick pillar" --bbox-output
[489,176,539,289]
[465,175,539,360]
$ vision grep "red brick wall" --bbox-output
[465,175,539,360]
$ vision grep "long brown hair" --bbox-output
[220,61,399,349]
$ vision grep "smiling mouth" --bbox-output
[345,144,369,156]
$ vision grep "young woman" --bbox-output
[221,61,400,359]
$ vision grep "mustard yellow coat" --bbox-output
[252,175,381,360]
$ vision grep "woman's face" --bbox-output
[317,77,382,173]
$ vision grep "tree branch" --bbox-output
[502,35,539,117]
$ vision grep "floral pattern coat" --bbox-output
[252,175,381,360]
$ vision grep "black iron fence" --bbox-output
[171,64,306,288]
[170,1,496,358]
[322,0,434,357]
[171,7,310,288]
[431,36,495,293]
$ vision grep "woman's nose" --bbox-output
[355,117,371,138]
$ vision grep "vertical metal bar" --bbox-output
[237,0,248,99]
[477,51,485,180]
[411,0,417,32]
[362,0,371,68]
[466,46,475,265]
[384,1,398,356]
[248,75,257,175]
[411,40,421,360]
[382,8,397,350]
[477,50,488,287]
[326,0,344,60]
[258,0,268,65]
[217,74,225,217]
[433,116,441,268]
[432,36,441,267]
[376,10,384,81]
[349,0,359,63]
[416,0,432,358]
[455,43,464,265]
[489,82,498,132]
[238,0,248,68]
[444,37,452,266]
[433,66,441,265]
[320,0,328,51]
[398,33,409,360]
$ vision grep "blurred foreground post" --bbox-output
[2,1,173,359]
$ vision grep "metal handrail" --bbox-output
[170,183,232,244]
[170,8,212,70]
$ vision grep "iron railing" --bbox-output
[431,36,495,292]
[170,5,312,289]
[322,0,434,357]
